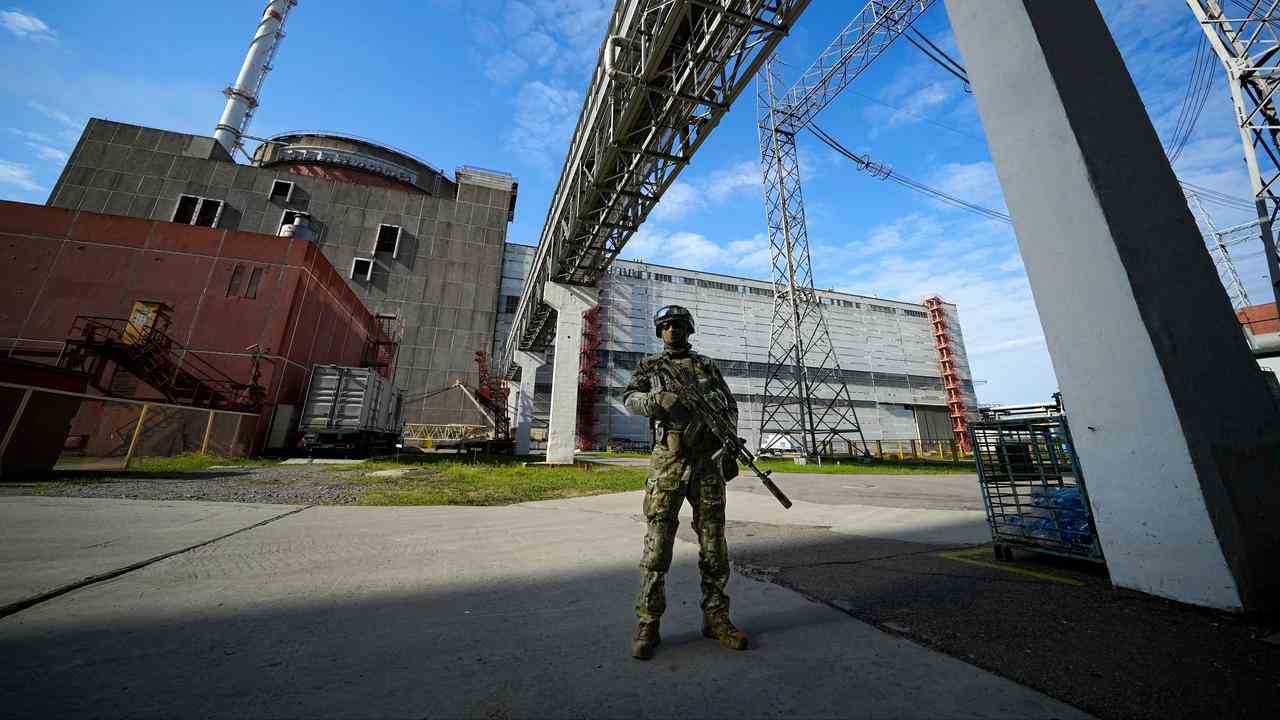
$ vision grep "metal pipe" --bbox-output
[214,0,297,156]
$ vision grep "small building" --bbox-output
[0,201,388,462]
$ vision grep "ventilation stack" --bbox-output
[213,0,297,157]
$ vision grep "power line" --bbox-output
[844,88,985,141]
[1166,35,1215,164]
[903,29,969,88]
[1180,180,1256,212]
[910,29,968,82]
[806,122,1011,224]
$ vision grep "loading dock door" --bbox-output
[914,406,952,441]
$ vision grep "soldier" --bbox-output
[623,304,749,660]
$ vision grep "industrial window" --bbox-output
[269,180,294,203]
[652,273,673,283]
[173,194,223,228]
[375,224,401,258]
[278,210,310,235]
[903,309,929,318]
[748,286,772,297]
[227,264,245,297]
[351,257,373,281]
[696,279,738,293]
[504,295,520,313]
[868,304,897,314]
[227,264,264,299]
[245,268,264,299]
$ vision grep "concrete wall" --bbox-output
[47,119,516,426]
[947,0,1280,610]
[0,201,379,454]
[496,244,978,449]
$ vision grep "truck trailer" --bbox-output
[297,365,403,456]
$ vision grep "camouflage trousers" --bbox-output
[635,442,730,623]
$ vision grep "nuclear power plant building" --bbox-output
[45,120,517,432]
[495,244,977,451]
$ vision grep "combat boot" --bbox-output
[631,620,661,660]
[702,612,749,650]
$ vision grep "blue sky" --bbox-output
[0,1,1261,405]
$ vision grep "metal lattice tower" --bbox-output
[754,0,934,457]
[1188,191,1255,309]
[1188,0,1280,308]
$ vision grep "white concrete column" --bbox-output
[542,282,599,465]
[946,0,1280,611]
[512,350,545,456]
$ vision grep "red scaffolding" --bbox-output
[473,350,511,442]
[923,295,971,454]
[576,306,603,450]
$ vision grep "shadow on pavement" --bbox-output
[713,520,1280,720]
[0,556,1080,720]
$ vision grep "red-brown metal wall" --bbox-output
[0,200,381,454]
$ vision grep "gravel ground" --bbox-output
[0,464,371,505]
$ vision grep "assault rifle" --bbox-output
[652,361,792,509]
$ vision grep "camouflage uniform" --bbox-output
[623,349,738,625]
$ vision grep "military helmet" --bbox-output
[654,305,695,338]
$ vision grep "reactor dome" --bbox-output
[251,132,448,194]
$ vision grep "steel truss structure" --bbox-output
[1188,0,1280,307]
[498,0,813,378]
[756,0,934,457]
[1188,191,1256,309]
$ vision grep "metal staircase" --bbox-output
[58,316,264,413]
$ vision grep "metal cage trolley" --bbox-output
[970,403,1104,564]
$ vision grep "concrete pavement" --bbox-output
[0,494,1089,719]
[526,484,991,546]
[0,497,299,607]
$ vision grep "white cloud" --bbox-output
[7,127,53,144]
[28,143,67,163]
[705,160,760,202]
[649,181,703,223]
[505,81,581,167]
[926,161,1008,213]
[886,81,954,128]
[28,100,76,128]
[620,228,726,269]
[0,159,44,193]
[726,233,771,273]
[0,8,53,39]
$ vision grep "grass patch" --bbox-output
[130,453,269,473]
[756,457,975,475]
[328,453,648,506]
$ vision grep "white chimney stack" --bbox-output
[214,0,297,157]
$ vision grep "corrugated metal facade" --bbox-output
[496,244,978,449]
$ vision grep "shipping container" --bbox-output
[297,365,403,455]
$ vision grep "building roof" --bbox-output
[502,241,953,310]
